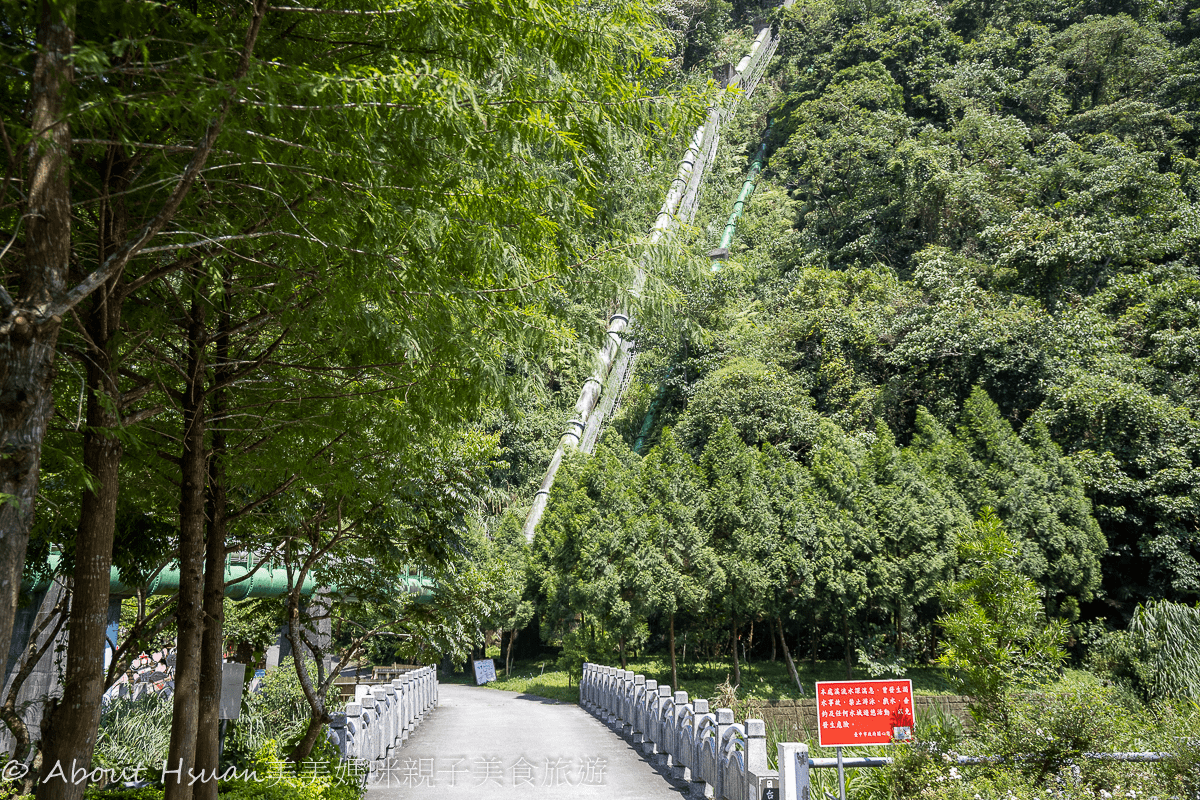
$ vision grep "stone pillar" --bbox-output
[626,674,644,741]
[1,584,70,756]
[264,623,289,669]
[265,590,332,673]
[671,691,691,781]
[344,702,363,761]
[688,698,713,800]
[778,742,811,800]
[654,685,675,767]
[617,670,633,732]
[636,679,656,746]
[328,711,347,758]
[645,683,670,759]
[713,708,734,798]
[745,719,769,797]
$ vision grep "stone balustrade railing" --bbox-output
[328,665,437,766]
[581,662,778,799]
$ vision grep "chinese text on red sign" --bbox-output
[815,679,914,747]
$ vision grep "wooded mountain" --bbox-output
[532,0,1200,677]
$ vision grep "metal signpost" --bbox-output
[815,679,914,800]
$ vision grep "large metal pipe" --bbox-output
[710,118,773,263]
[24,553,436,603]
[522,13,790,542]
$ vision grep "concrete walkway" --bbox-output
[364,683,686,798]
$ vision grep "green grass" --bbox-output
[439,658,580,704]
[439,654,961,706]
[615,657,958,701]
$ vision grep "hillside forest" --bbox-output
[3,0,1200,797]
[516,0,1200,707]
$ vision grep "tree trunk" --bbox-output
[746,620,753,663]
[770,621,777,662]
[0,0,73,677]
[731,619,740,688]
[669,612,678,690]
[164,294,208,800]
[37,290,124,800]
[194,278,232,800]
[291,715,328,766]
[778,618,803,696]
[843,611,852,679]
[505,628,516,676]
[194,420,227,797]
[286,580,330,763]
[811,616,818,669]
[619,633,626,670]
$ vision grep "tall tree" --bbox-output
[635,429,718,688]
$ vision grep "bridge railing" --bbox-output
[582,662,778,799]
[328,665,437,768]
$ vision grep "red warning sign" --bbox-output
[815,679,915,747]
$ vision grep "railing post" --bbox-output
[620,671,635,736]
[658,686,678,768]
[598,666,610,719]
[646,684,670,761]
[392,678,407,741]
[359,693,377,764]
[671,690,691,781]
[713,708,734,799]
[372,687,390,757]
[637,679,657,746]
[596,664,604,713]
[406,674,417,736]
[690,699,714,799]
[328,711,347,758]
[629,675,646,742]
[778,743,811,800]
[345,702,363,761]
[609,671,628,734]
[604,666,617,722]
[745,719,774,800]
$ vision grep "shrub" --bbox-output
[84,787,164,800]
[937,509,1067,723]
[93,695,173,772]
[218,741,363,800]
[1154,700,1200,800]
[1091,601,1200,703]
[979,685,1133,789]
[225,657,327,767]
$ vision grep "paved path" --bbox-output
[364,683,686,799]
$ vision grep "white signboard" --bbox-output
[219,662,247,720]
[473,658,497,685]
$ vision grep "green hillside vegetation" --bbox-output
[487,0,1200,795]
[523,0,1200,683]
[3,0,1200,797]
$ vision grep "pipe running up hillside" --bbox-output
[709,117,773,264]
[523,10,791,542]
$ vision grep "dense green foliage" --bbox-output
[937,509,1068,719]
[851,684,1200,799]
[529,0,1200,685]
[2,0,710,788]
